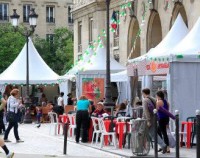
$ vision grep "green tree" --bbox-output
[0,23,25,73]
[34,27,73,75]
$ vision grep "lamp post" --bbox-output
[104,0,115,115]
[10,8,38,123]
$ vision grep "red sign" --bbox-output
[146,62,169,73]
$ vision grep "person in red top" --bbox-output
[92,102,106,117]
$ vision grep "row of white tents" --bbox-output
[1,14,200,121]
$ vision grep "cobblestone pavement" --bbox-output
[0,123,196,158]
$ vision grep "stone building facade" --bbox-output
[72,0,199,65]
[0,0,73,39]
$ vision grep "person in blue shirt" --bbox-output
[76,95,91,143]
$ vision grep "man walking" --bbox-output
[142,88,167,154]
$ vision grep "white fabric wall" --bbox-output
[142,75,153,91]
[59,80,72,105]
[170,62,200,121]
[116,81,131,104]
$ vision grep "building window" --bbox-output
[0,3,9,21]
[68,6,73,23]
[23,4,31,23]
[113,11,119,48]
[78,22,82,53]
[46,6,55,23]
[89,17,93,44]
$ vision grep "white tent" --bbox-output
[170,17,200,61]
[58,47,94,104]
[128,14,188,76]
[0,38,59,84]
[167,17,200,121]
[76,44,126,100]
[146,14,188,59]
[82,45,125,73]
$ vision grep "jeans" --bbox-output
[148,125,166,149]
[4,121,20,140]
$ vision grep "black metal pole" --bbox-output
[153,109,158,158]
[23,35,32,124]
[63,123,69,155]
[175,110,179,158]
[26,36,29,99]
[196,110,200,158]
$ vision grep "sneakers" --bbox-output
[4,139,11,142]
[6,152,14,158]
[16,139,24,143]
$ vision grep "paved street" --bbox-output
[0,123,197,158]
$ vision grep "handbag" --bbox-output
[6,111,16,123]
[167,127,176,148]
[6,97,17,123]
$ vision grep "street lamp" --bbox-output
[104,0,115,115]
[10,8,38,123]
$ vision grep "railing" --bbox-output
[46,17,55,23]
[0,15,9,21]
[73,0,96,11]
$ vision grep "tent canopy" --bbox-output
[128,14,188,64]
[0,38,59,84]
[81,44,126,73]
[59,47,94,81]
[147,14,188,59]
[171,17,200,62]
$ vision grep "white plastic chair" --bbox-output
[98,118,117,148]
[68,113,76,138]
[91,117,101,145]
[48,112,62,135]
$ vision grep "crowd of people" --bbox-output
[0,86,175,157]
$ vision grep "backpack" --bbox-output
[147,97,156,114]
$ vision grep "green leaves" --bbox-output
[0,23,25,73]
[34,27,73,75]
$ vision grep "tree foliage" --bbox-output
[34,28,74,75]
[0,23,25,73]
[0,24,73,75]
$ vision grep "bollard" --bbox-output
[153,109,158,158]
[175,110,179,158]
[196,110,200,158]
[63,122,69,155]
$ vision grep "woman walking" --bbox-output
[4,89,24,143]
[156,90,174,153]
[76,95,91,143]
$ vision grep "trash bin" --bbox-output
[130,118,150,156]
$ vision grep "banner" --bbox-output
[82,78,104,104]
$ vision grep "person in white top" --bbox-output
[57,92,64,115]
[4,89,24,143]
